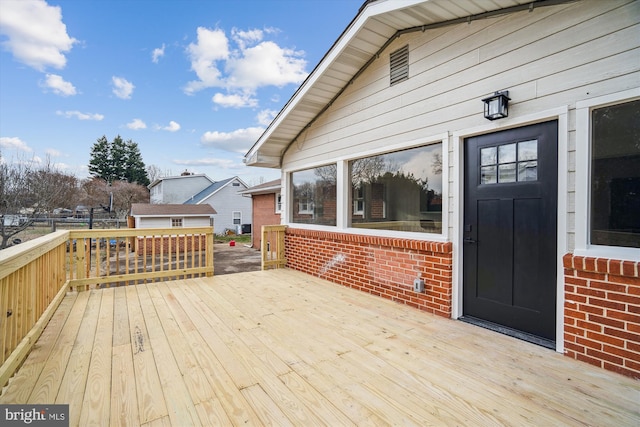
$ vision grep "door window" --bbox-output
[481,140,538,184]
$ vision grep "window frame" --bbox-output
[232,211,242,225]
[283,134,448,241]
[275,192,282,214]
[171,217,183,228]
[575,88,640,261]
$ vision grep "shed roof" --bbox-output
[130,203,217,216]
[244,0,568,168]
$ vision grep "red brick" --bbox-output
[578,304,603,316]
[589,281,627,293]
[609,259,623,276]
[562,254,573,269]
[588,314,625,329]
[604,327,640,343]
[577,270,606,281]
[586,331,625,348]
[576,320,602,333]
[588,297,626,311]
[595,258,609,273]
[603,362,639,379]
[610,275,640,286]
[622,261,637,277]
[607,310,640,324]
[586,348,623,365]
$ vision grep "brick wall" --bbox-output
[563,254,640,378]
[252,194,281,249]
[285,228,453,317]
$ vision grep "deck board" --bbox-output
[1,269,639,426]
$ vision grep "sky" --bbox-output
[0,0,363,186]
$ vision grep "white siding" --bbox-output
[151,176,212,204]
[281,0,639,252]
[200,179,252,234]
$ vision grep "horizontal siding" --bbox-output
[281,0,639,251]
[284,0,636,162]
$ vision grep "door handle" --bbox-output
[463,237,476,244]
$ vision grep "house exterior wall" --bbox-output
[150,175,212,204]
[285,228,453,317]
[277,0,639,377]
[200,179,252,234]
[251,193,281,249]
[135,216,212,228]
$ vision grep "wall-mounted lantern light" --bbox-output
[482,90,510,120]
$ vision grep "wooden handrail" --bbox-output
[261,225,287,270]
[0,226,215,390]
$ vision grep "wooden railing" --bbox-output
[0,227,214,389]
[66,227,214,290]
[261,225,287,270]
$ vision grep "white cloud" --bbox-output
[42,73,76,96]
[227,41,307,90]
[152,43,165,63]
[184,26,308,105]
[0,0,77,71]
[231,28,263,50]
[0,136,33,152]
[112,76,134,99]
[256,109,278,126]
[45,148,61,157]
[212,92,257,108]
[127,119,147,130]
[201,126,264,153]
[161,121,181,132]
[184,27,229,94]
[56,110,104,120]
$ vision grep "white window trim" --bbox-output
[575,88,640,262]
[171,217,183,227]
[275,193,282,214]
[283,133,449,242]
[232,211,242,225]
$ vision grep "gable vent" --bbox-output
[390,45,409,86]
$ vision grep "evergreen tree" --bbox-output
[124,140,150,186]
[88,136,112,182]
[110,135,127,182]
[88,135,150,186]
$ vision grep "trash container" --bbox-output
[241,224,252,234]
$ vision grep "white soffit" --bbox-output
[244,0,558,167]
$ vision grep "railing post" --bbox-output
[261,225,287,270]
[206,230,214,277]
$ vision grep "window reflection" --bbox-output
[349,144,443,233]
[291,165,337,226]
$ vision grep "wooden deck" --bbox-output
[1,269,638,426]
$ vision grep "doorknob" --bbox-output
[463,237,476,244]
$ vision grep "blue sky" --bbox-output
[0,0,363,185]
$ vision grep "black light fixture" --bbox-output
[482,90,510,120]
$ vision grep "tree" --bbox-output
[88,135,149,185]
[0,155,79,248]
[81,177,149,219]
[125,141,150,186]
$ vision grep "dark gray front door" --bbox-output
[463,121,558,342]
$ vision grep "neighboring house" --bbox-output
[184,176,252,235]
[245,0,640,378]
[149,172,213,204]
[129,203,216,255]
[240,179,282,249]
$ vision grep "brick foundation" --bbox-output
[563,254,640,378]
[285,228,453,317]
